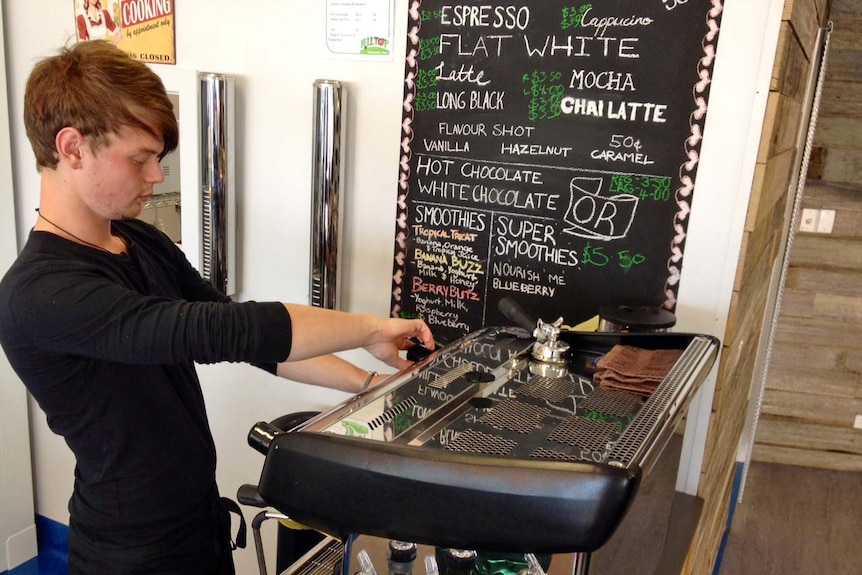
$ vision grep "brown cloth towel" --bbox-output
[593,345,683,397]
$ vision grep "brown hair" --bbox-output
[24,41,179,171]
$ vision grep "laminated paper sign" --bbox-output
[326,0,395,61]
[74,0,176,65]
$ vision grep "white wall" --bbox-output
[1,1,777,574]
[0,1,38,569]
[3,2,410,573]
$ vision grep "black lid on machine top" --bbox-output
[598,305,677,330]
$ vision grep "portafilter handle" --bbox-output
[498,296,537,332]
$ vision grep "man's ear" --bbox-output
[56,127,85,167]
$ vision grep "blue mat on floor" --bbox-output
[4,516,68,575]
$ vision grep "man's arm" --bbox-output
[275,355,390,394]
[281,304,434,370]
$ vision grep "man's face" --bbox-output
[78,126,165,220]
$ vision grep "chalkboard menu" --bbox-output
[390,0,724,343]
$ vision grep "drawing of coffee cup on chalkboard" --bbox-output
[563,177,639,241]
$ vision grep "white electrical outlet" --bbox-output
[799,209,836,234]
[800,208,818,232]
[854,414,862,430]
[817,209,835,234]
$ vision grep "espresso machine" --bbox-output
[241,300,719,575]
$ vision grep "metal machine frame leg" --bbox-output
[571,552,591,575]
[250,509,290,575]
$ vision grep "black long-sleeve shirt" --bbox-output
[0,219,292,535]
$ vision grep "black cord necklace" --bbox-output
[35,208,120,254]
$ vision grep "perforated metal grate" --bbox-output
[609,336,713,466]
[429,364,473,389]
[479,400,551,434]
[286,537,344,575]
[517,376,576,403]
[529,447,581,461]
[368,397,418,430]
[548,415,618,452]
[445,429,517,455]
[580,388,642,418]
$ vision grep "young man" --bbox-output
[0,41,434,574]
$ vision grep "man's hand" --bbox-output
[363,318,435,370]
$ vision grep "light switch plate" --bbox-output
[816,209,835,234]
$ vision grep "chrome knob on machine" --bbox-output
[530,317,570,365]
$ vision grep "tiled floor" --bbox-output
[718,460,862,574]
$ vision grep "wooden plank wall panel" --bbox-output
[758,94,803,164]
[768,365,858,397]
[761,390,861,428]
[847,349,862,375]
[758,418,862,455]
[820,81,862,117]
[814,116,862,149]
[785,0,826,59]
[824,46,862,83]
[787,265,862,294]
[757,0,862,473]
[788,234,862,268]
[681,0,830,573]
[822,150,862,185]
[752,443,862,470]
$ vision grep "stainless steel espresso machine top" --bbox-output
[247,318,719,555]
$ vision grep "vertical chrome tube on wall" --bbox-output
[199,73,236,296]
[309,80,346,309]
